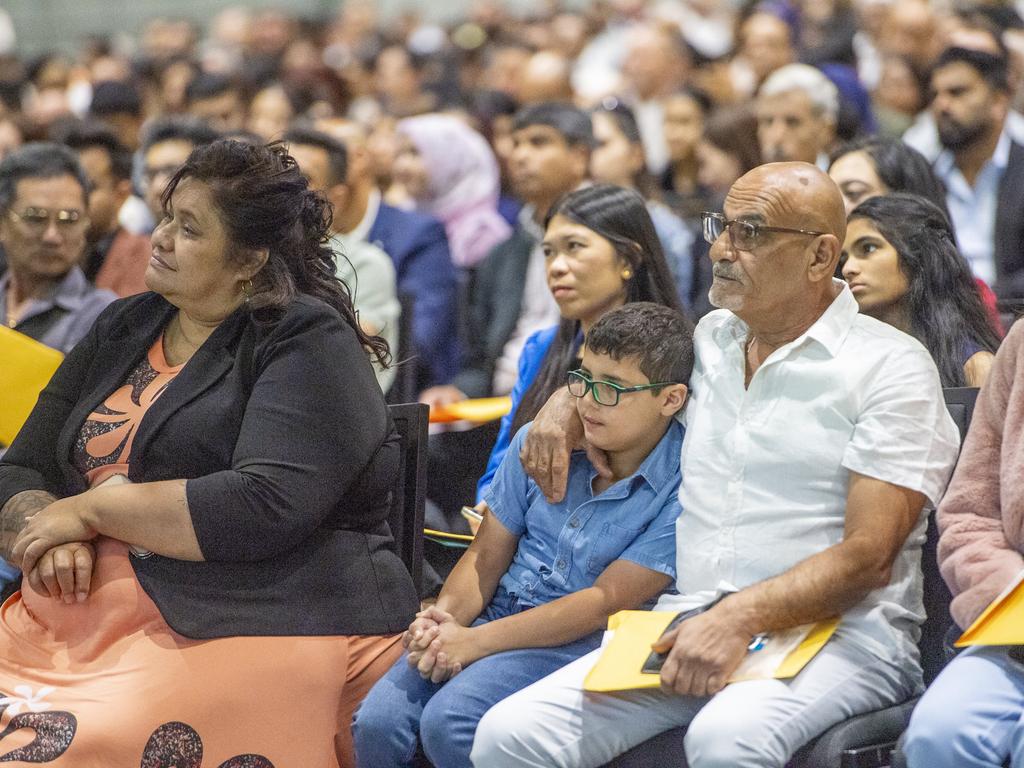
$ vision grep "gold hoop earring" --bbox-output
[621,269,633,280]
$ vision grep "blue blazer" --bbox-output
[476,325,559,501]
[369,204,460,386]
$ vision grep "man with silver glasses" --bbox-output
[0,143,115,354]
[472,162,960,767]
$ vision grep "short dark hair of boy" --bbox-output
[283,127,349,186]
[931,46,1010,93]
[585,302,695,388]
[511,101,595,149]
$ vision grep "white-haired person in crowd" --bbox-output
[756,63,839,168]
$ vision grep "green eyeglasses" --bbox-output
[567,369,676,407]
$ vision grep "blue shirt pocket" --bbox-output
[586,521,643,577]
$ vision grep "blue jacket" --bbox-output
[369,203,460,386]
[476,325,559,501]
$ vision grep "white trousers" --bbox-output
[471,632,919,768]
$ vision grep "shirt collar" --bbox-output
[0,267,92,321]
[935,126,1013,177]
[518,203,544,242]
[586,418,684,496]
[349,187,382,244]
[712,279,856,360]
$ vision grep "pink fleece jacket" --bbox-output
[937,320,1024,630]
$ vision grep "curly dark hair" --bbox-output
[161,138,390,368]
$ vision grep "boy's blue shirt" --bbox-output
[482,419,684,610]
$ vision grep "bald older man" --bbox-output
[470,163,960,767]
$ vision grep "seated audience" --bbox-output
[0,140,418,766]
[420,102,593,406]
[902,320,1024,768]
[659,88,709,217]
[590,102,697,309]
[139,117,220,230]
[352,302,692,768]
[843,194,1000,388]
[315,117,460,389]
[59,121,152,297]
[476,184,686,501]
[286,127,400,392]
[756,63,839,166]
[928,47,1024,300]
[247,82,298,142]
[392,113,511,269]
[472,162,960,768]
[0,143,115,354]
[184,73,247,133]
[828,137,1003,328]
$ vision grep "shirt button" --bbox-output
[556,559,567,570]
[568,518,580,528]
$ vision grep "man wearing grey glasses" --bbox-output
[0,143,115,355]
[473,162,961,768]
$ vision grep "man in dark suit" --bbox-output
[931,46,1024,301]
[315,117,460,389]
[419,102,594,406]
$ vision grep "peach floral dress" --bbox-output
[0,335,401,767]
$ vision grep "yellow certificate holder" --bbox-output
[955,569,1024,648]
[0,326,64,445]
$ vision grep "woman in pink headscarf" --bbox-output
[392,113,512,269]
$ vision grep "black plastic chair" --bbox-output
[607,388,979,768]
[387,402,429,596]
[386,293,420,406]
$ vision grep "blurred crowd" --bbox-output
[1,0,1023,394]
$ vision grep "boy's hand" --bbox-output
[415,622,482,683]
[522,389,611,503]
[403,608,444,651]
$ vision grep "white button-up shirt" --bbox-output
[658,283,960,664]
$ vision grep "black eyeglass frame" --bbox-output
[566,369,678,407]
[701,211,827,250]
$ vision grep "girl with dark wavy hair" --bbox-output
[474,184,687,501]
[843,193,1000,387]
[0,139,417,766]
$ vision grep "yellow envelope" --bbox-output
[583,610,839,693]
[955,569,1024,647]
[0,326,63,445]
[429,397,513,424]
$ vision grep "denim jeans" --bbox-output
[904,646,1024,768]
[351,592,601,768]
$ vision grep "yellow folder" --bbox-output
[955,569,1024,647]
[429,397,513,424]
[0,326,63,445]
[583,610,839,693]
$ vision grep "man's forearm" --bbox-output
[723,538,890,637]
[0,490,57,560]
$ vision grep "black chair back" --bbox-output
[918,387,979,683]
[386,293,419,405]
[387,402,428,595]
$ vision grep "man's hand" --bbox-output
[26,542,95,604]
[419,385,468,410]
[520,388,610,502]
[11,495,98,576]
[652,604,752,697]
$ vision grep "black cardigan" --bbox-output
[0,292,419,638]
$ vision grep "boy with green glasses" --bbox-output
[352,302,694,768]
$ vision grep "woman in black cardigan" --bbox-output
[0,140,418,766]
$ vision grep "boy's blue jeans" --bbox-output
[351,593,601,768]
